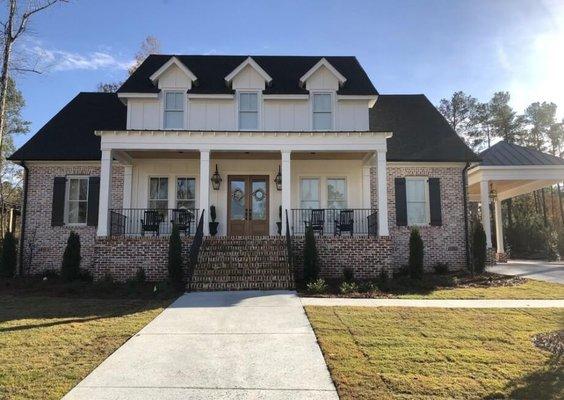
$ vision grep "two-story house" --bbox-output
[9,54,478,289]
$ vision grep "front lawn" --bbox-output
[306,306,563,399]
[0,294,170,400]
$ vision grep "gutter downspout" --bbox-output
[462,161,471,272]
[18,161,29,275]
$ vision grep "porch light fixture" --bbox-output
[274,165,282,191]
[489,182,497,202]
[211,164,222,190]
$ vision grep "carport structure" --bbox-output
[468,140,564,260]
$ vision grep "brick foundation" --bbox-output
[495,252,508,263]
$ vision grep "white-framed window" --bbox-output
[238,92,259,130]
[176,177,196,210]
[65,176,89,225]
[406,177,430,226]
[312,93,332,130]
[327,178,347,209]
[149,177,169,210]
[300,178,320,209]
[164,91,184,129]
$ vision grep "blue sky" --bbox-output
[11,0,564,148]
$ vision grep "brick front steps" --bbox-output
[190,236,294,291]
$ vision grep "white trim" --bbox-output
[117,92,159,99]
[326,176,348,209]
[388,161,468,168]
[310,91,335,131]
[299,58,347,87]
[263,94,309,100]
[162,90,186,130]
[187,93,234,99]
[299,176,321,208]
[64,175,89,226]
[337,94,378,107]
[236,90,262,131]
[149,57,198,83]
[405,176,430,226]
[225,57,273,86]
[174,176,197,209]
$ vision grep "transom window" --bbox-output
[312,93,332,130]
[406,177,429,225]
[238,92,259,130]
[65,176,89,224]
[164,91,184,129]
[300,178,320,209]
[327,178,347,209]
[149,177,169,210]
[176,177,196,210]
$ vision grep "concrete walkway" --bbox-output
[488,259,564,284]
[63,291,338,400]
[300,298,564,308]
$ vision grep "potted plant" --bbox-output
[209,205,219,236]
[276,205,282,235]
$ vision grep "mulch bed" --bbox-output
[533,330,564,358]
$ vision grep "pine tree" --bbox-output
[61,231,81,281]
[471,223,487,274]
[408,228,424,279]
[0,231,16,278]
[303,225,319,283]
[167,225,184,291]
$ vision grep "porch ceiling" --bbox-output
[120,150,371,160]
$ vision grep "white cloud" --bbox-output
[28,46,134,72]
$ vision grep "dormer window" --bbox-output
[312,93,332,130]
[238,92,259,130]
[164,91,184,129]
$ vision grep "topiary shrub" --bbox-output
[168,225,184,291]
[61,231,81,282]
[408,228,424,280]
[303,225,319,283]
[0,231,17,278]
[472,222,487,274]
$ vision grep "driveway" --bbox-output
[488,259,564,284]
[63,290,337,400]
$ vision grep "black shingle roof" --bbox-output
[479,140,564,166]
[370,94,479,162]
[8,92,126,161]
[118,55,378,96]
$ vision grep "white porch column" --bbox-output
[375,149,389,236]
[199,150,210,235]
[281,150,292,235]
[122,165,132,209]
[480,180,492,248]
[494,199,504,253]
[97,149,113,236]
[362,165,372,209]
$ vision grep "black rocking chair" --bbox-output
[171,209,193,236]
[334,209,354,236]
[140,210,163,236]
[304,209,325,235]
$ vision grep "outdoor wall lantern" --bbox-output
[274,165,282,191]
[211,164,222,190]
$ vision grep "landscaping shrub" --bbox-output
[0,231,17,278]
[306,278,328,294]
[342,267,355,282]
[61,231,81,282]
[433,262,449,275]
[376,269,390,291]
[358,281,378,293]
[78,269,93,282]
[339,281,358,295]
[135,267,147,284]
[472,222,487,274]
[303,225,319,283]
[558,227,564,260]
[167,225,184,291]
[408,228,424,279]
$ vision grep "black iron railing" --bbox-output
[285,209,293,269]
[290,208,378,236]
[109,208,200,236]
[187,209,205,291]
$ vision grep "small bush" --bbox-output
[78,269,93,282]
[61,231,81,282]
[358,281,378,293]
[408,228,424,280]
[135,267,147,284]
[306,278,328,294]
[433,262,449,275]
[303,225,319,283]
[342,267,355,282]
[167,225,184,291]
[339,281,359,295]
[472,222,487,274]
[376,269,390,291]
[94,273,117,292]
[0,232,17,278]
[393,265,410,278]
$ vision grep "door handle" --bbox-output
[248,208,252,220]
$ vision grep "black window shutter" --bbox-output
[87,176,100,226]
[395,178,407,226]
[429,178,442,226]
[51,177,66,226]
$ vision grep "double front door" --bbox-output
[228,175,269,236]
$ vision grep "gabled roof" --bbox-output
[370,94,479,162]
[224,57,272,86]
[117,55,378,96]
[149,56,198,84]
[479,140,564,166]
[299,58,347,87]
[9,93,126,161]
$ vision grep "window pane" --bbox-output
[327,179,346,209]
[150,178,168,208]
[406,179,428,225]
[149,200,168,210]
[408,203,427,225]
[68,202,79,223]
[78,201,88,223]
[176,178,195,206]
[239,111,258,130]
[165,111,183,129]
[239,93,257,111]
[313,94,331,112]
[313,113,332,130]
[79,178,88,201]
[406,180,426,202]
[300,179,319,208]
[177,200,195,210]
[165,92,183,110]
[69,179,80,200]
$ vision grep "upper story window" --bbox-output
[149,177,169,210]
[406,177,429,226]
[65,176,89,225]
[312,93,332,130]
[327,178,347,209]
[238,92,259,130]
[300,178,320,209]
[164,91,184,129]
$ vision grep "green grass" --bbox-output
[0,294,169,400]
[306,306,563,399]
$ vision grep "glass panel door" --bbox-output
[251,179,267,221]
[230,179,246,221]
